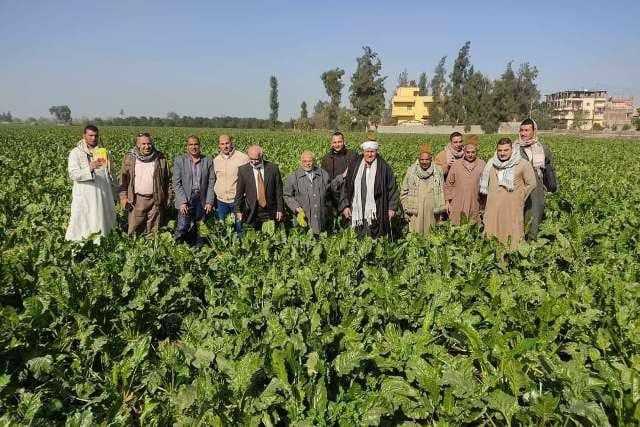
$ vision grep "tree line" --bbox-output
[17,43,639,132]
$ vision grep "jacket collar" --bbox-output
[295,167,320,179]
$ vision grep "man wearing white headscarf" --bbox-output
[516,118,558,240]
[480,137,537,249]
[339,138,399,238]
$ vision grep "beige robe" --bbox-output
[434,150,451,176]
[444,159,485,225]
[483,161,537,249]
[400,165,445,236]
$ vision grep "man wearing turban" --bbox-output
[339,138,399,238]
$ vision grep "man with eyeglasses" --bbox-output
[118,132,171,235]
[234,145,284,230]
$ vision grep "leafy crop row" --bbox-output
[0,126,639,425]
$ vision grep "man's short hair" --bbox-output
[186,134,200,143]
[83,125,99,134]
[497,137,513,146]
[219,134,232,143]
[135,132,152,142]
[520,118,536,129]
[450,131,463,141]
[332,131,344,140]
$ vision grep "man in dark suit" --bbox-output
[234,145,284,230]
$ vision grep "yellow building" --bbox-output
[391,86,435,124]
[545,90,607,130]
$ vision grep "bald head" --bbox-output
[247,145,263,167]
[300,150,315,171]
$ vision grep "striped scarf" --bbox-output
[516,138,545,175]
[479,149,522,195]
[445,143,464,163]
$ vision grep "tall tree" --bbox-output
[397,68,409,87]
[297,101,312,130]
[349,46,387,129]
[572,108,587,129]
[312,100,330,129]
[321,68,345,130]
[492,62,519,122]
[531,102,555,130]
[48,105,72,124]
[269,75,279,127]
[418,72,428,96]
[463,71,498,133]
[429,56,447,125]
[446,41,472,125]
[515,63,540,119]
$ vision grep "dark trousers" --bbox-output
[175,193,205,245]
[216,200,242,233]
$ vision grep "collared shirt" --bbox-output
[190,156,202,195]
[213,150,250,203]
[134,159,155,195]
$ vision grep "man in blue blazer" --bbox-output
[173,135,216,244]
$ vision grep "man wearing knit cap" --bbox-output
[444,135,486,225]
[339,138,399,238]
[400,143,446,235]
[517,118,557,240]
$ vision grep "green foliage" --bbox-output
[397,68,409,87]
[446,41,472,125]
[430,56,447,125]
[269,76,279,127]
[463,71,497,133]
[349,46,387,128]
[1,125,639,425]
[321,68,345,131]
[418,72,428,96]
[492,62,519,122]
[48,105,72,124]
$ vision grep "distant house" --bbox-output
[604,97,635,129]
[545,90,607,130]
[391,86,435,125]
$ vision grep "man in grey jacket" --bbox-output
[173,135,216,244]
[284,151,334,234]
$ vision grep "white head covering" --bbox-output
[361,140,379,150]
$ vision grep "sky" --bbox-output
[1,0,639,120]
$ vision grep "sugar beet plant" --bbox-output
[0,126,639,425]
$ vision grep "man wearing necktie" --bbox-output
[234,145,284,230]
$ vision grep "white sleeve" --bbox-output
[68,149,93,182]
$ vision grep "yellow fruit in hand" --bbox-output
[297,211,307,227]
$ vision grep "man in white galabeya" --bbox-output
[65,125,117,242]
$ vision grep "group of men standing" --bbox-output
[65,119,557,249]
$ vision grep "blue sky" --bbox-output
[1,0,638,120]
